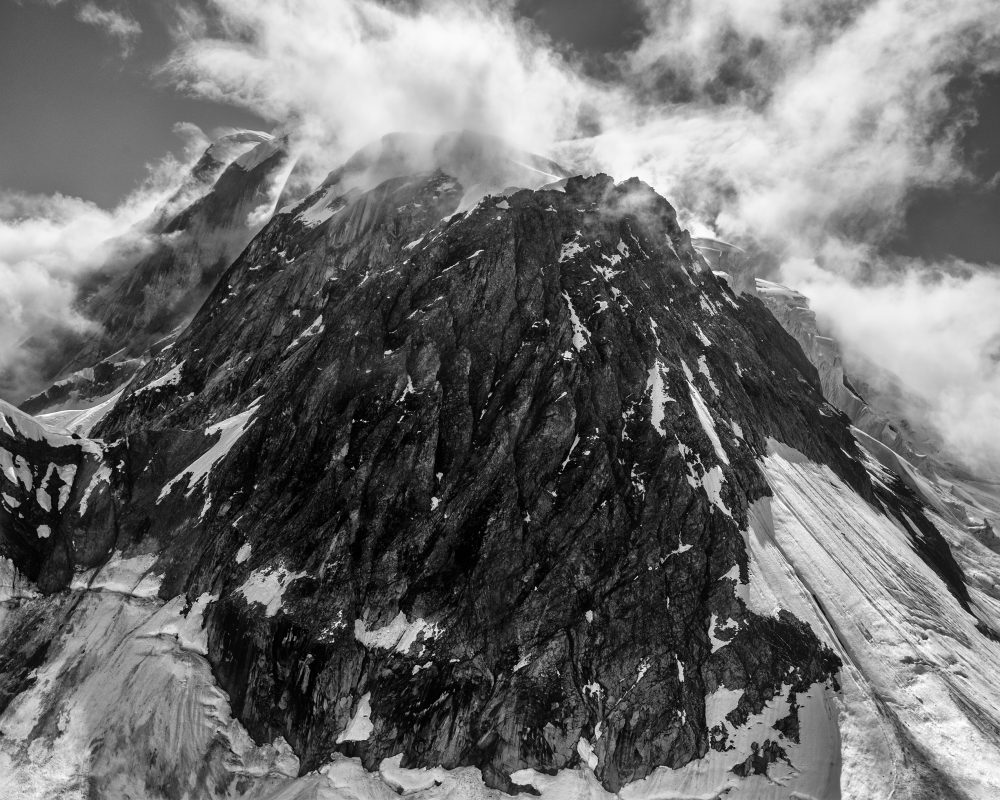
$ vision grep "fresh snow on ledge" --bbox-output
[134,361,184,397]
[157,398,262,502]
[237,565,306,617]
[354,611,442,655]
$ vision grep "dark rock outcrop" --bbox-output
[92,171,858,790]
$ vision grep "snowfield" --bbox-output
[0,590,298,799]
[743,440,1000,799]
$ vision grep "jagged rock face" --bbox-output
[92,172,867,791]
[3,155,1000,798]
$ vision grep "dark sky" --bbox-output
[518,0,647,59]
[2,0,999,265]
[0,1,268,207]
[896,74,1000,264]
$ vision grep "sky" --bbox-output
[3,0,1000,475]
[0,1,267,207]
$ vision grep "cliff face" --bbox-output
[2,141,1000,799]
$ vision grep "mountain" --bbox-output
[2,133,1000,799]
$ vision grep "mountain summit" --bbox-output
[1,133,999,800]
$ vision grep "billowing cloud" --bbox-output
[156,0,1000,470]
[161,0,613,186]
[0,149,199,400]
[785,254,1000,475]
[574,0,999,244]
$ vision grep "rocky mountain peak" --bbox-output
[2,138,1000,799]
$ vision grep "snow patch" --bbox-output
[708,612,738,652]
[0,556,37,601]
[354,611,442,655]
[134,361,184,396]
[379,754,447,794]
[562,292,590,351]
[576,737,598,770]
[71,551,162,599]
[336,692,374,744]
[697,355,719,396]
[677,440,732,518]
[682,361,729,465]
[285,316,325,352]
[559,237,587,263]
[705,685,743,729]
[298,187,343,227]
[237,565,306,617]
[79,464,111,517]
[158,399,262,502]
[645,360,675,436]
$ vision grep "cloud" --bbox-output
[569,0,999,244]
[160,0,614,187]
[158,0,1000,251]
[171,121,211,161]
[784,254,1000,475]
[75,1,142,56]
[0,147,200,400]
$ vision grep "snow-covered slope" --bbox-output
[0,587,299,798]
[753,441,1000,798]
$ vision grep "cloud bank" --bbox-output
[785,256,1000,475]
